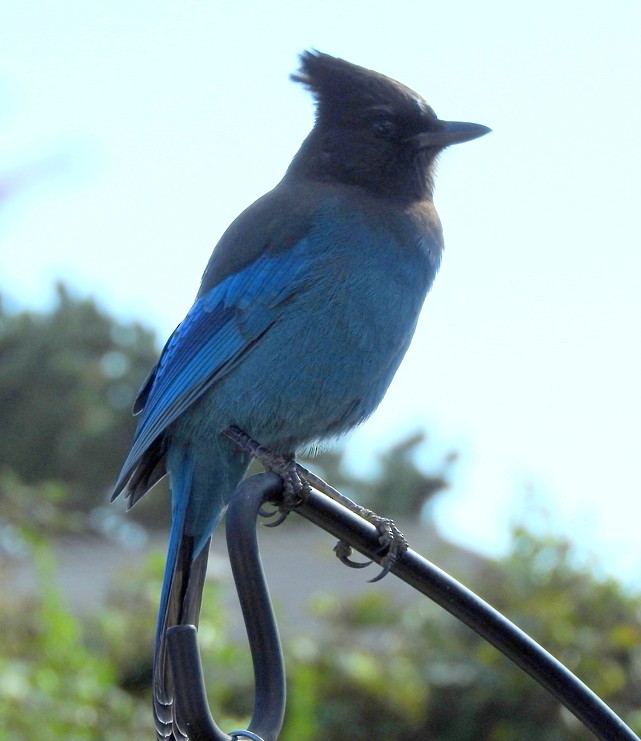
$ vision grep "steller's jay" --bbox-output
[113,50,489,738]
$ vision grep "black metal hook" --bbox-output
[167,473,286,741]
[167,625,229,741]
[167,471,640,741]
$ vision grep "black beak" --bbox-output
[413,120,491,150]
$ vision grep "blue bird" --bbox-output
[113,51,489,738]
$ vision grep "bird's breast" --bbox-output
[303,196,442,339]
[176,195,443,453]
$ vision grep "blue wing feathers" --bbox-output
[113,238,314,498]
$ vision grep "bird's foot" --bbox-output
[334,509,408,582]
[225,426,408,577]
[259,456,311,527]
[295,462,408,579]
[224,426,310,525]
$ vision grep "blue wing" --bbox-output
[113,238,313,500]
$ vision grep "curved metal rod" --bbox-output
[225,473,287,741]
[168,472,639,741]
[167,474,285,741]
[167,624,229,741]
[293,483,639,741]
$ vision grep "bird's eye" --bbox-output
[372,118,397,139]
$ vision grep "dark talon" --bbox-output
[334,540,373,569]
[363,515,409,581]
[258,503,292,528]
[262,510,290,528]
[368,556,397,583]
[372,527,408,581]
[258,504,279,518]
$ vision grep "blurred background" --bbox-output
[1,2,640,739]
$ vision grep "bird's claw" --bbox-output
[258,505,290,528]
[225,425,311,518]
[254,464,310,527]
[334,514,408,581]
[333,540,373,569]
[279,462,311,508]
[260,469,310,527]
[369,514,408,581]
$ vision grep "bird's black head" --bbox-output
[288,51,490,201]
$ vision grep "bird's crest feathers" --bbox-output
[291,50,430,121]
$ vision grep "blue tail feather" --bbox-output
[153,449,202,739]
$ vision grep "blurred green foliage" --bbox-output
[0,542,151,740]
[293,527,641,740]
[0,284,158,511]
[2,471,641,739]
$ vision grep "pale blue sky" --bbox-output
[2,1,640,579]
